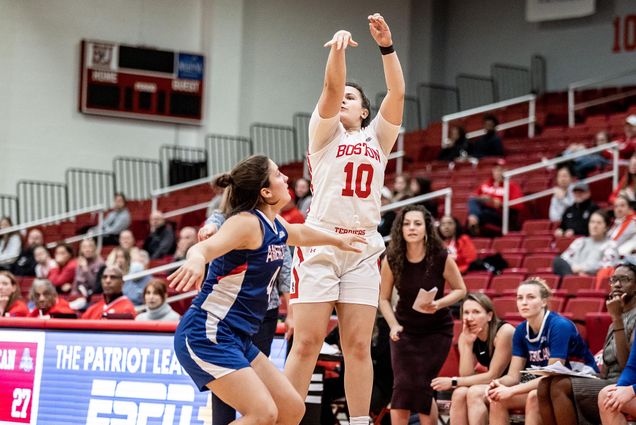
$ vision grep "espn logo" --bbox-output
[87,379,197,425]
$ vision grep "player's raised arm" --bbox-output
[370,13,405,154]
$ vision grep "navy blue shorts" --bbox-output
[174,307,261,391]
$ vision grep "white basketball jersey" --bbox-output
[306,108,400,229]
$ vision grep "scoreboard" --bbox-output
[79,39,205,125]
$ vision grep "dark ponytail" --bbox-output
[221,155,272,216]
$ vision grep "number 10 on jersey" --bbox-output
[341,162,374,198]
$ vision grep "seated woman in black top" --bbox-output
[432,293,514,425]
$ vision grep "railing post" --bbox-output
[613,145,620,189]
[97,210,104,253]
[528,97,536,138]
[444,189,452,216]
[151,196,158,213]
[502,177,510,235]
[397,128,405,175]
[568,87,575,128]
[442,120,449,147]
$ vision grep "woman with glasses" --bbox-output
[537,264,636,425]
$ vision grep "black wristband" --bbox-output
[379,45,395,55]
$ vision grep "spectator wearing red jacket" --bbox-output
[467,159,523,235]
[438,216,477,274]
[609,153,636,204]
[28,279,76,318]
[280,189,305,224]
[0,271,29,317]
[82,265,136,320]
[48,244,77,296]
[603,115,636,160]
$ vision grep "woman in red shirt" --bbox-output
[48,244,77,295]
[0,271,29,317]
[438,216,477,274]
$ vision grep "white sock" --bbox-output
[349,416,371,425]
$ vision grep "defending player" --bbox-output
[170,155,365,425]
[284,13,405,425]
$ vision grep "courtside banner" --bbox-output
[526,0,595,22]
[0,327,287,425]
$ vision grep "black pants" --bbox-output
[212,307,279,425]
[552,256,574,277]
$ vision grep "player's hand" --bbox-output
[487,380,510,401]
[607,293,625,319]
[198,224,217,242]
[458,318,481,346]
[324,30,358,50]
[603,385,635,411]
[285,315,295,340]
[168,254,205,292]
[419,300,439,314]
[431,377,452,391]
[390,324,403,341]
[336,234,367,253]
[368,13,392,47]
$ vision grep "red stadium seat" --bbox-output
[548,296,566,313]
[493,297,518,318]
[533,273,561,290]
[522,254,555,274]
[472,237,493,251]
[521,219,553,235]
[463,275,491,292]
[490,275,524,295]
[522,236,554,253]
[502,253,525,268]
[564,297,606,339]
[492,237,523,252]
[560,275,595,296]
[555,236,577,253]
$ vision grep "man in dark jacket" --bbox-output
[11,228,44,276]
[555,182,598,237]
[143,211,176,260]
[468,115,505,159]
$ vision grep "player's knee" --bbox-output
[292,332,324,358]
[254,402,278,425]
[342,336,370,361]
[598,386,612,412]
[466,385,484,404]
[526,389,539,413]
[452,386,468,405]
[286,392,306,423]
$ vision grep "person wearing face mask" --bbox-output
[123,250,152,306]
[553,210,619,277]
[0,271,29,317]
[48,244,77,295]
[28,279,76,318]
[438,215,477,274]
[487,278,598,425]
[431,293,514,425]
[538,264,636,425]
[135,279,180,321]
[11,228,44,276]
[378,205,466,425]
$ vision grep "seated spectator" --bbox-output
[48,244,77,295]
[409,176,439,217]
[610,153,636,203]
[70,238,104,310]
[81,265,136,319]
[281,189,305,224]
[0,271,29,317]
[392,173,411,202]
[468,115,504,159]
[89,193,131,245]
[553,210,618,277]
[0,216,22,269]
[438,125,469,161]
[487,277,598,425]
[107,246,131,274]
[135,279,180,321]
[173,227,197,261]
[610,195,636,256]
[467,159,523,236]
[28,279,76,318]
[105,229,139,265]
[613,114,636,159]
[123,250,151,306]
[11,228,44,276]
[555,181,598,237]
[569,130,611,178]
[432,293,514,425]
[143,210,176,260]
[378,186,396,237]
[549,165,575,223]
[539,264,636,425]
[438,215,477,274]
[33,245,56,279]
[294,177,312,217]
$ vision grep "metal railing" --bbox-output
[441,94,537,146]
[250,123,298,165]
[0,204,107,250]
[0,195,19,224]
[491,63,531,101]
[17,180,68,223]
[113,156,163,200]
[150,175,218,212]
[205,134,253,176]
[568,68,636,127]
[531,55,547,95]
[417,83,459,128]
[456,74,497,110]
[66,168,115,211]
[387,128,406,175]
[501,142,620,234]
[159,144,208,186]
[381,188,453,242]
